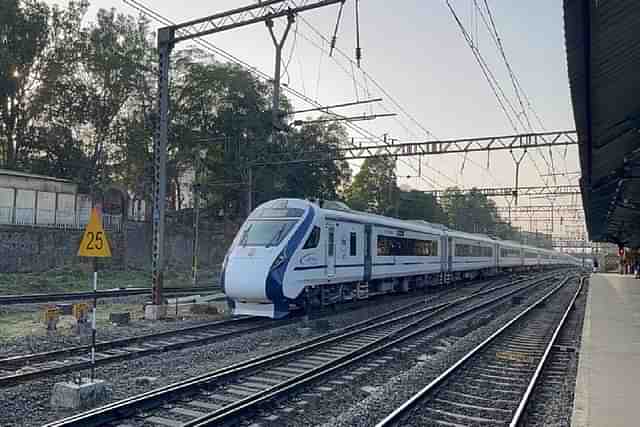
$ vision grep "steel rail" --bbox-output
[0,286,222,305]
[0,275,526,386]
[509,275,585,426]
[184,275,568,427]
[374,275,577,427]
[44,272,563,427]
[0,316,256,370]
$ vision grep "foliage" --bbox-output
[345,156,398,215]
[1,0,155,195]
[439,187,497,234]
[397,190,448,224]
[169,52,352,217]
[0,0,50,166]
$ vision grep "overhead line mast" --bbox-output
[147,0,345,308]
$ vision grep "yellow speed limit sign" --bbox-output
[78,208,112,257]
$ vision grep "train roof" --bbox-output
[301,198,571,258]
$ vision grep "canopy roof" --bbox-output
[564,0,640,247]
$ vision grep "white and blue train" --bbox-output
[222,198,580,318]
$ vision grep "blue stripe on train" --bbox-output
[265,207,315,318]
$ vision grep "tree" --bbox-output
[345,156,397,215]
[397,190,447,223]
[266,120,352,204]
[441,187,499,233]
[0,0,50,167]
[1,1,155,197]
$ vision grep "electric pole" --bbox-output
[150,0,345,309]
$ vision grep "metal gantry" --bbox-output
[151,0,344,305]
[424,185,581,199]
[494,205,583,214]
[250,130,578,165]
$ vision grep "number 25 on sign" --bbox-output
[78,208,112,257]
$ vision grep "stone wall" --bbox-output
[0,220,240,273]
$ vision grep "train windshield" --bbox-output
[239,220,298,247]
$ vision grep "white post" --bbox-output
[91,261,97,381]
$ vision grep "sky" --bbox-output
[44,0,584,239]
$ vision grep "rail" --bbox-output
[0,286,222,305]
[374,274,579,426]
[44,272,564,427]
[509,275,585,426]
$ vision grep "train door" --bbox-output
[364,224,372,281]
[447,237,453,272]
[440,236,448,273]
[326,222,337,277]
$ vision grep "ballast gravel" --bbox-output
[241,276,579,427]
[0,278,505,427]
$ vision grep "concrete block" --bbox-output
[195,293,226,303]
[50,378,110,409]
[144,304,167,320]
[167,295,201,305]
[109,312,130,325]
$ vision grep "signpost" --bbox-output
[77,208,112,380]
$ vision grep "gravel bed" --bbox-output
[234,275,574,427]
[0,275,513,359]
[0,294,222,358]
[522,277,589,427]
[0,277,509,427]
[228,275,576,427]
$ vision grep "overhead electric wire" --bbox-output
[476,0,574,187]
[297,15,504,187]
[447,0,563,200]
[122,0,442,192]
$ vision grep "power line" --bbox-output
[122,0,445,195]
[296,16,504,187]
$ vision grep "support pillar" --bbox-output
[151,28,174,307]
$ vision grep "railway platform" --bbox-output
[572,273,640,427]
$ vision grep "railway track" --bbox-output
[517,276,589,426]
[0,287,223,305]
[43,271,566,427]
[0,274,533,387]
[375,275,584,427]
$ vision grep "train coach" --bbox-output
[222,198,580,318]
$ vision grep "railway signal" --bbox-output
[77,208,112,381]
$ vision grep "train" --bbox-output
[222,198,581,318]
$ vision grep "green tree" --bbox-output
[267,120,352,204]
[397,190,447,223]
[0,0,50,167]
[346,156,397,215]
[441,187,499,233]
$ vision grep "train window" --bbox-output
[250,207,305,219]
[378,235,437,256]
[350,232,357,256]
[455,244,492,257]
[501,248,521,258]
[302,226,321,249]
[240,220,296,247]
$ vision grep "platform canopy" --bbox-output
[564,0,640,248]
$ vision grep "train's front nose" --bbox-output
[223,247,274,302]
